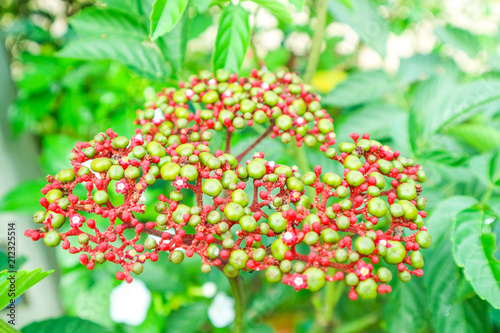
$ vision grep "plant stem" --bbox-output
[225,129,232,154]
[304,0,328,83]
[235,121,274,162]
[228,276,245,333]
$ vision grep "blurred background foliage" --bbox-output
[1,0,500,332]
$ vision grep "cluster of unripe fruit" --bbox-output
[25,69,430,300]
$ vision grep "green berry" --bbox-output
[305,267,326,292]
[346,171,364,187]
[171,250,184,264]
[247,160,266,179]
[93,190,109,204]
[240,215,257,232]
[415,231,432,249]
[202,179,223,197]
[160,162,181,181]
[367,197,388,218]
[317,119,333,134]
[229,249,249,270]
[345,273,359,286]
[321,229,339,244]
[46,189,63,204]
[108,165,124,180]
[58,169,75,182]
[224,202,245,221]
[377,267,393,283]
[410,251,424,268]
[384,241,406,264]
[91,158,112,172]
[44,230,61,247]
[231,189,249,207]
[397,183,417,200]
[323,172,342,187]
[271,238,290,261]
[344,155,362,170]
[355,236,375,255]
[172,204,190,224]
[268,212,287,233]
[335,248,348,262]
[304,231,319,245]
[399,270,411,282]
[356,279,377,300]
[265,266,282,283]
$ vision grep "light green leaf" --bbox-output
[57,37,170,80]
[469,151,500,186]
[150,0,189,40]
[453,209,500,309]
[435,25,482,58]
[336,102,404,141]
[396,53,447,85]
[425,196,478,245]
[290,0,304,11]
[0,179,47,213]
[328,0,389,57]
[21,317,111,333]
[213,4,250,73]
[0,269,53,309]
[69,7,147,38]
[448,124,500,152]
[157,3,189,76]
[248,0,292,26]
[321,70,393,107]
[0,319,19,333]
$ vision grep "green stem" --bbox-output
[480,183,495,206]
[304,0,328,83]
[228,276,244,333]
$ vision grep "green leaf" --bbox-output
[248,0,292,26]
[453,209,500,309]
[448,123,500,152]
[213,4,250,73]
[57,37,170,80]
[328,0,389,57]
[156,3,189,77]
[384,279,428,333]
[435,25,482,58]
[469,151,500,186]
[0,269,53,309]
[336,102,404,141]
[150,0,189,40]
[0,179,47,213]
[396,53,448,85]
[426,196,478,245]
[290,0,304,11]
[164,302,209,333]
[69,7,147,38]
[21,317,111,333]
[0,320,19,333]
[321,71,393,107]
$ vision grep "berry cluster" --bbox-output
[25,70,431,300]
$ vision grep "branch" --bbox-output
[236,122,275,162]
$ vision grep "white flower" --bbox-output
[378,239,387,246]
[201,282,217,298]
[82,160,101,179]
[109,279,152,326]
[283,232,294,242]
[138,193,146,204]
[153,108,165,123]
[208,79,217,85]
[294,277,304,287]
[296,117,305,125]
[185,89,195,98]
[261,82,270,90]
[208,292,235,328]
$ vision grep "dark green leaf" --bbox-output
[213,4,250,73]
[0,320,19,333]
[453,209,500,309]
[0,269,53,309]
[70,7,147,38]
[150,0,189,40]
[57,37,171,80]
[321,71,394,107]
[384,279,428,333]
[21,316,110,333]
[328,0,389,56]
[435,25,482,58]
[164,302,209,333]
[249,0,292,26]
